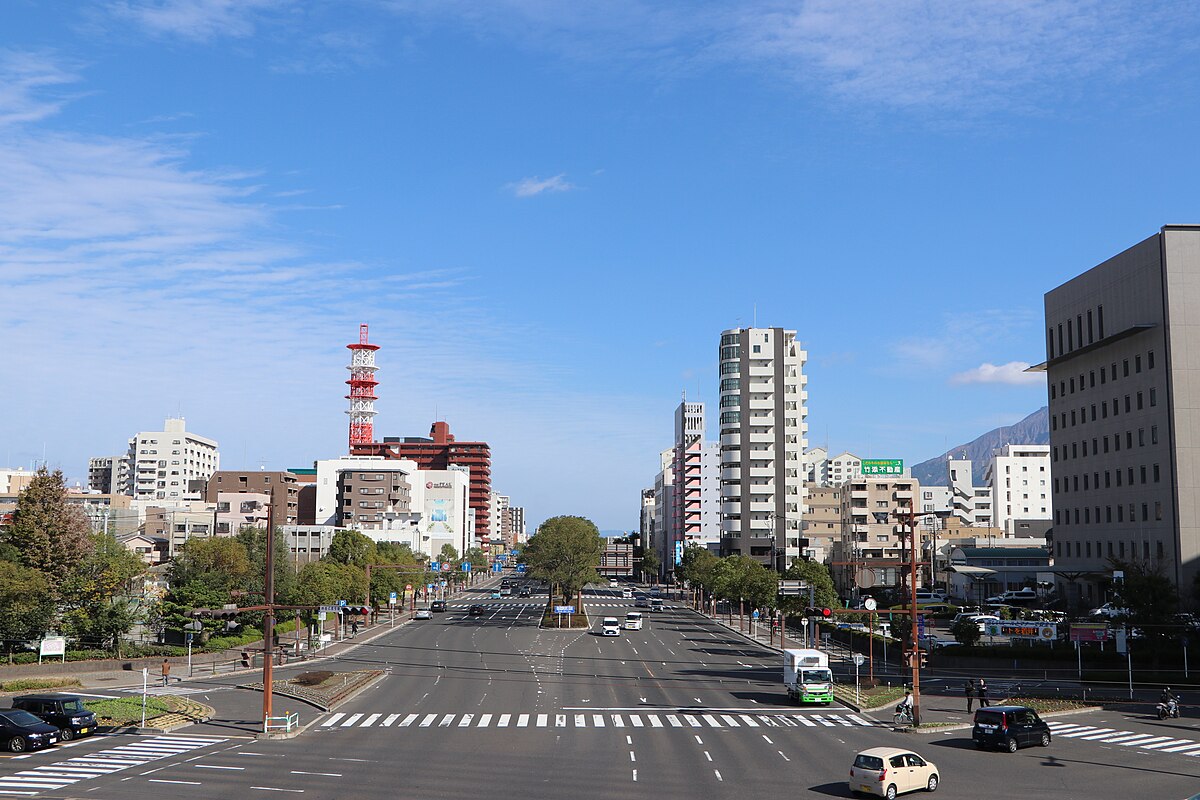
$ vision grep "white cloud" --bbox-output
[950,362,1044,386]
[0,50,80,127]
[107,0,288,41]
[507,173,573,198]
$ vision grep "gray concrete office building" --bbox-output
[1037,225,1200,607]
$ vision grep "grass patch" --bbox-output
[0,677,82,693]
[84,696,172,726]
[292,671,335,687]
[999,696,1095,714]
[540,609,591,629]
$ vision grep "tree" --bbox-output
[521,516,603,605]
[1111,559,1179,643]
[237,526,298,605]
[2,468,93,585]
[167,537,251,594]
[463,547,488,570]
[0,562,55,660]
[679,545,720,593]
[292,561,368,608]
[950,618,981,646]
[640,550,661,582]
[59,532,145,653]
[326,530,379,568]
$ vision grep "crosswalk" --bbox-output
[319,710,877,731]
[1045,720,1200,757]
[450,603,669,610]
[0,734,226,796]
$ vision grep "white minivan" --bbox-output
[624,612,644,630]
[601,617,621,636]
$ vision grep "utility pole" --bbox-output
[900,505,921,726]
[262,492,275,730]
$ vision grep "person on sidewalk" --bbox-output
[977,678,990,708]
[160,658,171,687]
[965,679,975,713]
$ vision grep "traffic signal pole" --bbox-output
[903,505,921,726]
[262,496,275,730]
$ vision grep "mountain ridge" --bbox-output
[911,407,1050,486]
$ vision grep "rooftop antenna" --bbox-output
[753,304,757,328]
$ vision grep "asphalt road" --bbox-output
[4,578,1200,799]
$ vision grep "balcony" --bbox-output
[720,432,741,448]
[721,467,742,482]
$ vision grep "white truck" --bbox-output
[783,648,834,705]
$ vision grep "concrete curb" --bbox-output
[896,705,1103,734]
[251,672,388,739]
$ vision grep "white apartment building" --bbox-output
[669,401,721,572]
[118,418,219,502]
[828,452,862,485]
[947,457,993,526]
[718,327,808,569]
[802,447,829,484]
[985,444,1052,535]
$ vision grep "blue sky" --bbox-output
[2,1,1200,531]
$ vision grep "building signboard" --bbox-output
[861,459,904,476]
[985,621,1057,640]
[1069,623,1110,643]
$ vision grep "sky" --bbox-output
[3,1,1200,532]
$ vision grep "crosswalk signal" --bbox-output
[804,607,833,619]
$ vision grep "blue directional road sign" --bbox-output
[337,599,347,607]
[752,610,760,620]
[492,563,503,573]
[461,562,471,572]
[429,561,440,572]
[554,605,576,614]
[516,564,526,573]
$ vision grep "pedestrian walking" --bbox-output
[965,680,975,713]
[160,658,171,687]
[978,678,990,708]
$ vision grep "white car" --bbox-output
[622,588,633,599]
[414,608,433,620]
[1090,602,1127,619]
[986,588,1037,604]
[849,747,939,798]
[601,617,621,636]
[624,612,644,630]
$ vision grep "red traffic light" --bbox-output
[804,607,833,618]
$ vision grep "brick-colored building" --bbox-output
[352,421,493,544]
[204,471,299,526]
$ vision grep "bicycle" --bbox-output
[893,706,914,726]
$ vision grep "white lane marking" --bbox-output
[438,714,455,727]
[612,715,625,727]
[1159,742,1200,753]
[477,714,493,727]
[381,714,400,727]
[290,771,342,777]
[632,769,637,782]
[739,715,759,726]
[458,714,474,727]
[1101,733,1156,744]
[630,715,644,727]
[1122,736,1173,747]
[1061,728,1113,738]
[340,714,363,727]
[648,716,663,728]
[149,779,202,785]
[251,787,304,793]
[720,715,741,727]
[762,735,774,744]
[574,714,586,727]
[778,751,790,762]
[321,714,345,727]
[538,714,549,727]
[666,715,682,728]
[194,765,244,771]
[399,714,419,727]
[713,770,723,782]
[629,751,636,762]
[703,751,712,762]
[518,714,530,727]
[702,715,722,728]
[359,714,381,727]
[1142,739,1195,750]
[498,714,511,727]
[593,715,605,727]
[419,714,437,727]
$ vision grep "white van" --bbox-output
[649,598,664,612]
[624,612,644,630]
[602,617,621,636]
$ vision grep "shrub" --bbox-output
[292,671,334,687]
[1,677,82,692]
[949,618,982,646]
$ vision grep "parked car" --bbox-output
[414,608,434,620]
[0,709,60,753]
[430,600,447,612]
[848,746,939,798]
[972,706,1051,752]
[11,695,96,741]
[985,588,1037,604]
[1090,602,1128,619]
[912,591,948,604]
[951,612,999,632]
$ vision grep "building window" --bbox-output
[1106,506,1112,523]
[1154,464,1160,482]
[1135,355,1142,373]
[1139,429,1145,447]
[1125,395,1131,413]
[1142,503,1149,521]
[1119,541,1125,557]
[1123,359,1129,377]
[1070,378,1076,394]
[1156,502,1163,521]
[1067,320,1074,351]
[1100,366,1106,384]
[1137,391,1144,410]
[1148,350,1154,369]
[1091,404,1097,422]
[1140,465,1147,484]
[1089,370,1096,388]
[1150,388,1157,407]
[1051,416,1057,431]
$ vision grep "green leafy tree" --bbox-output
[2,468,94,585]
[168,537,252,594]
[326,529,379,568]
[237,526,298,605]
[950,618,982,646]
[0,562,55,660]
[521,516,603,605]
[778,560,838,615]
[1111,559,1179,642]
[59,532,146,653]
[293,561,368,607]
[438,543,460,564]
[679,545,720,593]
[640,550,661,582]
[463,547,488,570]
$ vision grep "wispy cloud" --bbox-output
[507,173,573,198]
[108,0,289,42]
[0,49,80,127]
[950,362,1044,386]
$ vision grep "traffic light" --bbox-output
[804,607,833,619]
[241,650,253,668]
[919,652,929,668]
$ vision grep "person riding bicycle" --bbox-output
[896,690,914,720]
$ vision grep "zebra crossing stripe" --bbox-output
[381,714,400,727]
[322,713,345,727]
[1123,736,1172,747]
[1158,741,1200,753]
[538,714,549,727]
[739,715,759,727]
[458,714,474,727]
[631,715,645,727]
[758,716,778,727]
[1079,730,1126,740]
[1103,733,1155,744]
[498,714,511,727]
[702,715,722,727]
[518,714,530,727]
[720,715,741,727]
[1142,739,1194,750]
[400,713,419,727]
[848,715,872,726]
[1060,727,1108,738]
[360,714,381,727]
[812,716,835,727]
[831,716,853,727]
[612,714,625,727]
[593,715,605,727]
[665,715,681,727]
[341,714,363,727]
[555,715,566,727]
[420,714,437,727]
[439,714,455,727]
[574,714,585,727]
[478,714,493,727]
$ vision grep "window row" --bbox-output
[1055,500,1163,525]
[1052,427,1158,461]
[1055,538,1164,561]
[1051,389,1158,431]
[1055,464,1160,494]
[1048,305,1104,360]
[1049,350,1155,400]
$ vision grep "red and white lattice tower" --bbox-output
[345,324,380,448]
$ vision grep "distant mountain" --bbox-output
[911,407,1049,486]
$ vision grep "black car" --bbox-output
[972,706,1051,752]
[430,600,447,612]
[11,694,97,741]
[0,709,60,753]
[518,587,531,598]
[468,604,486,617]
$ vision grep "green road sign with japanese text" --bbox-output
[861,459,904,476]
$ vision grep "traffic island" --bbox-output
[539,606,590,629]
[243,669,386,712]
[85,695,215,734]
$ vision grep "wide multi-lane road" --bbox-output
[4,578,1200,799]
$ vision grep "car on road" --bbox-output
[848,746,938,798]
[622,588,633,599]
[11,695,96,741]
[0,709,60,753]
[518,587,531,597]
[649,598,664,612]
[634,593,649,608]
[609,579,619,588]
[468,604,486,617]
[624,612,644,630]
[490,590,502,598]
[414,608,434,620]
[601,617,621,636]
[972,705,1051,752]
[499,587,512,597]
[430,600,447,612]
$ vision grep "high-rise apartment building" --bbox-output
[204,471,300,526]
[87,457,122,494]
[717,327,808,569]
[652,448,674,576]
[985,445,1052,535]
[833,475,919,594]
[1036,225,1200,605]
[353,421,492,544]
[668,400,721,572]
[947,457,993,527]
[117,418,219,502]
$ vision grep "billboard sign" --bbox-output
[674,541,684,566]
[1070,623,1110,643]
[39,637,66,657]
[984,621,1057,640]
[861,459,904,476]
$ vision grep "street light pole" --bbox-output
[262,492,275,731]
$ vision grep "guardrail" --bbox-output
[264,711,299,734]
